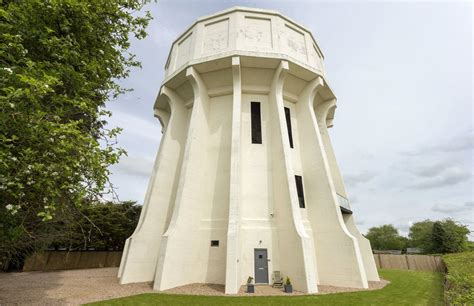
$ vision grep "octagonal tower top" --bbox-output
[164,7,326,81]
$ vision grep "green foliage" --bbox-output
[88,270,445,305]
[467,241,474,251]
[0,0,151,266]
[431,221,445,254]
[50,201,141,251]
[409,219,470,254]
[408,219,434,252]
[285,276,291,286]
[1,200,141,270]
[365,225,407,251]
[443,252,474,305]
[436,219,470,253]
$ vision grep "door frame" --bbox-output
[254,248,269,284]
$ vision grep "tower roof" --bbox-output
[163,6,328,84]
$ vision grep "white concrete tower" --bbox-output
[118,7,379,294]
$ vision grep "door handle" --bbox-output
[258,267,264,270]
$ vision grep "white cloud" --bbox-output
[344,171,376,187]
[403,133,474,156]
[112,156,155,178]
[410,166,471,189]
[108,110,162,142]
[432,202,474,214]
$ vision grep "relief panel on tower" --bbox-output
[202,18,229,55]
[309,44,322,71]
[284,24,307,62]
[242,16,272,50]
[175,33,192,70]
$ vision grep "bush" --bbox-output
[443,251,474,304]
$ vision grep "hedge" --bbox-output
[443,251,474,304]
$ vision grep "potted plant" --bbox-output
[247,276,255,293]
[284,276,293,293]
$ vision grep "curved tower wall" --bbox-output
[118,7,379,294]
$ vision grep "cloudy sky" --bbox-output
[106,0,473,237]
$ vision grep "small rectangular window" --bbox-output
[251,102,262,144]
[284,107,294,148]
[295,175,305,208]
[211,240,219,247]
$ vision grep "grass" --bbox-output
[89,269,444,306]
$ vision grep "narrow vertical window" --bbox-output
[295,175,305,208]
[284,107,294,148]
[251,102,262,144]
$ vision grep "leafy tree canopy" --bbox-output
[2,200,141,270]
[431,220,470,254]
[365,224,407,251]
[408,219,470,254]
[0,0,151,266]
[408,219,435,252]
[50,201,141,251]
[366,219,470,254]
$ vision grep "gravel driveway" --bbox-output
[0,268,153,305]
[0,268,388,305]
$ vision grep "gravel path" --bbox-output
[164,280,390,296]
[0,268,389,304]
[0,268,153,305]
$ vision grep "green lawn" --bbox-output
[89,270,444,306]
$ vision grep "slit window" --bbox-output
[295,175,305,208]
[284,107,294,148]
[251,102,262,144]
[211,240,219,247]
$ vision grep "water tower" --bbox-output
[118,7,379,294]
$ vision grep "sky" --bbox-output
[106,0,473,237]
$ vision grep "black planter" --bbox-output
[284,284,293,293]
[247,284,255,293]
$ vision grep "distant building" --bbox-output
[373,250,403,255]
[118,7,379,294]
[406,248,423,254]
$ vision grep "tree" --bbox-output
[365,225,407,251]
[1,200,141,270]
[50,201,141,251]
[0,0,151,267]
[408,219,470,254]
[431,221,446,254]
[408,220,434,252]
[433,219,470,254]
